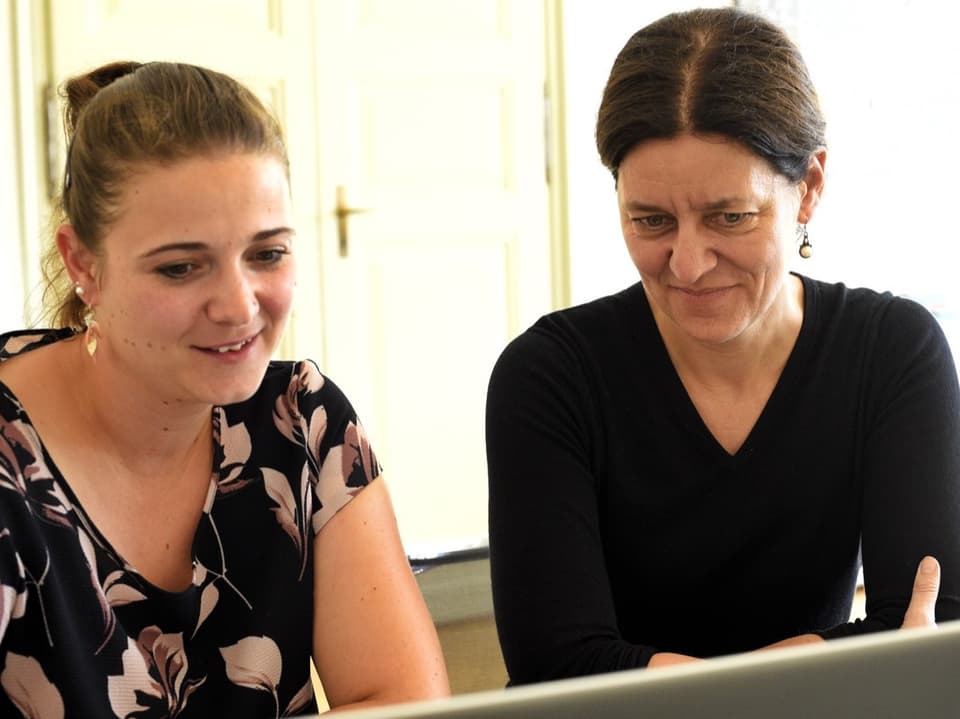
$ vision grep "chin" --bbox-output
[677,319,750,346]
[219,378,269,405]
[194,370,270,407]
[198,389,257,408]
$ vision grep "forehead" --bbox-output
[96,152,292,259]
[111,153,290,224]
[123,152,288,201]
[617,134,785,205]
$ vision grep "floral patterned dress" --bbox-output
[0,329,380,718]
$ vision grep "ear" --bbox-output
[56,224,101,304]
[797,149,827,224]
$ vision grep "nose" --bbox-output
[207,267,259,326]
[668,225,718,285]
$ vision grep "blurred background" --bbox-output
[1,0,956,555]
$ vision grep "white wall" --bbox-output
[775,0,960,349]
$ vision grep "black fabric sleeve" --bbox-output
[486,326,655,685]
[822,298,960,637]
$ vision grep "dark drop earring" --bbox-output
[797,224,812,259]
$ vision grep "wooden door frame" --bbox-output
[4,0,50,330]
[543,0,570,312]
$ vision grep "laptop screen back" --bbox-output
[326,619,960,719]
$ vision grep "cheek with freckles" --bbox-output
[98,289,192,356]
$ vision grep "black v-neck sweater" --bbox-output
[486,275,960,684]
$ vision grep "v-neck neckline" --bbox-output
[629,274,818,461]
[0,329,225,597]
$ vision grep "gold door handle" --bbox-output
[335,185,369,257]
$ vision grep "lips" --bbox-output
[199,335,257,353]
[677,286,730,296]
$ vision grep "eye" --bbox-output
[156,262,196,279]
[713,212,756,227]
[630,214,673,232]
[252,247,291,264]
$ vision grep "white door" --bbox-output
[309,1,552,552]
[40,0,554,552]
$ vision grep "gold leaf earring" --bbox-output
[84,318,100,358]
[75,285,100,359]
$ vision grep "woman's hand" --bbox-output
[647,652,701,668]
[901,555,941,629]
[649,555,941,670]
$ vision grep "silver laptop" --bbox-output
[324,619,960,718]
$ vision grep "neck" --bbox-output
[68,337,213,475]
[652,275,805,391]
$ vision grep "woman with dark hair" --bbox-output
[0,61,448,715]
[487,7,960,684]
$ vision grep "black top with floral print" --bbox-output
[0,329,380,718]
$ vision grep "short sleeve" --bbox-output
[271,360,381,536]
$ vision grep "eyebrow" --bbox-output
[622,198,750,212]
[622,201,665,213]
[139,227,295,259]
[699,197,750,211]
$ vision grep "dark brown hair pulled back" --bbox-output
[42,61,289,329]
[595,7,825,184]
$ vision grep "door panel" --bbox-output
[312,1,551,549]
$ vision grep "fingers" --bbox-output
[900,555,941,629]
[648,652,701,668]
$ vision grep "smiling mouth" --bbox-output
[678,286,729,296]
[203,337,256,353]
